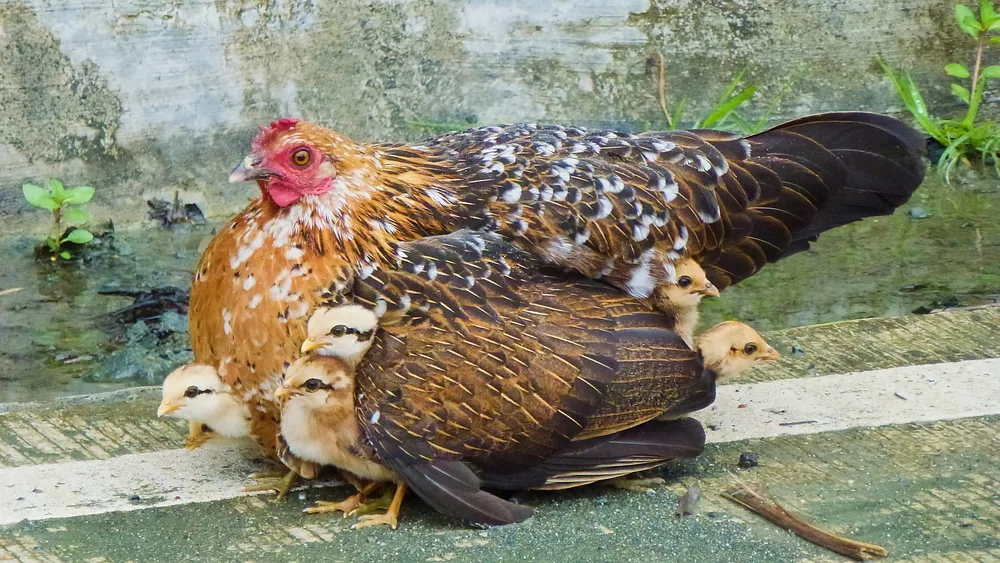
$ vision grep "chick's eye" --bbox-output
[303,378,322,391]
[678,276,692,288]
[330,325,348,337]
[184,386,199,398]
[292,149,310,167]
[743,343,758,355]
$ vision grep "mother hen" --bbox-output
[190,113,925,458]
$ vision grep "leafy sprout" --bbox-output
[650,51,789,134]
[880,0,1000,182]
[21,179,95,260]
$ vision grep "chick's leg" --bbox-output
[352,483,407,530]
[305,481,382,516]
[184,421,216,450]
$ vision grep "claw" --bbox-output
[350,483,406,530]
[243,470,299,500]
[184,421,215,450]
[304,481,384,517]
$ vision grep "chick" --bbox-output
[652,258,720,347]
[697,321,781,381]
[299,304,378,368]
[275,355,405,529]
[158,363,250,449]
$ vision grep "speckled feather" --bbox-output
[245,113,924,301]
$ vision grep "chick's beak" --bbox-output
[759,347,781,361]
[274,386,294,404]
[300,339,325,354]
[701,282,721,297]
[157,403,180,417]
[229,155,276,183]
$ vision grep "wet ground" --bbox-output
[0,171,998,402]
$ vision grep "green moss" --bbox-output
[0,1,122,162]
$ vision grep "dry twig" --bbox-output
[722,483,888,561]
[650,51,672,129]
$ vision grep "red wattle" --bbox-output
[267,185,302,207]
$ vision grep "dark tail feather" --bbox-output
[396,460,534,527]
[763,112,926,244]
[482,418,706,491]
[706,112,925,288]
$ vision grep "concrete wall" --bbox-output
[0,0,972,232]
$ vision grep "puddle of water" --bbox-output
[0,225,213,403]
[0,172,997,403]
[699,172,1000,330]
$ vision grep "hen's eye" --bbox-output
[292,149,310,167]
[184,386,199,398]
[303,378,322,391]
[678,276,692,288]
[743,343,758,355]
[330,325,348,337]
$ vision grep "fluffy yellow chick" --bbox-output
[697,321,781,382]
[158,363,250,449]
[299,304,378,368]
[275,355,404,529]
[652,258,721,347]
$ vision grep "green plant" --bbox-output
[22,179,95,260]
[880,1,1000,181]
[650,52,789,134]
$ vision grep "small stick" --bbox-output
[651,52,672,129]
[777,420,817,427]
[0,287,23,297]
[722,484,888,561]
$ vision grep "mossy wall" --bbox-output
[0,0,973,231]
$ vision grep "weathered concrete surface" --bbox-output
[2,357,998,526]
[0,310,997,561]
[0,0,972,232]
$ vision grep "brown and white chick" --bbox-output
[158,364,250,449]
[275,355,404,529]
[697,321,781,382]
[651,258,720,347]
[299,305,379,368]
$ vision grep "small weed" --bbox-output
[880,1,1000,181]
[22,178,95,260]
[649,51,791,134]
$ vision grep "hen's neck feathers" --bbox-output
[258,144,465,272]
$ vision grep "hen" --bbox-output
[271,234,779,527]
[191,112,924,459]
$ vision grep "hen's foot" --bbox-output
[351,483,406,530]
[305,482,383,516]
[609,476,665,493]
[243,470,299,500]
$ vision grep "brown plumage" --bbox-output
[268,231,778,526]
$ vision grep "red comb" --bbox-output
[252,117,301,150]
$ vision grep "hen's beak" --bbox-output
[300,339,325,354]
[700,282,721,297]
[157,403,180,417]
[229,155,276,183]
[759,347,781,361]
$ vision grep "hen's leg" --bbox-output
[243,470,299,500]
[609,476,666,492]
[352,483,407,530]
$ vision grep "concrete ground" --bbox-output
[1,307,999,562]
